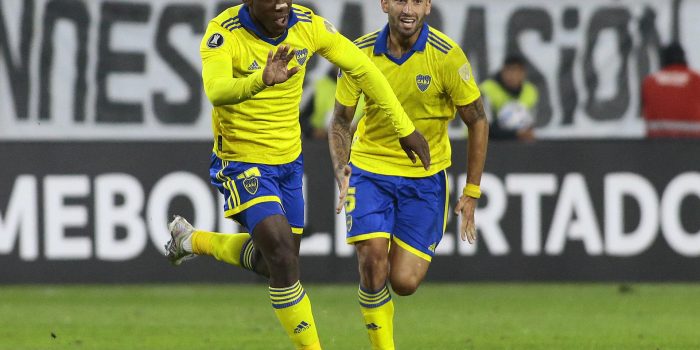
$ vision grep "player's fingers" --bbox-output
[288,66,301,78]
[467,223,477,244]
[267,49,274,64]
[274,45,285,60]
[336,191,347,214]
[460,222,468,242]
[285,48,296,62]
[281,45,291,59]
[402,145,417,164]
[416,146,431,170]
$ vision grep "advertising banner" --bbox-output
[2,0,699,140]
[2,140,699,283]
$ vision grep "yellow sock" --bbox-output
[191,230,255,270]
[270,281,322,350]
[359,284,395,350]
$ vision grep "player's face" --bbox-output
[501,64,526,90]
[382,0,432,39]
[246,0,293,38]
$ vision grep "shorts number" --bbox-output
[345,187,356,213]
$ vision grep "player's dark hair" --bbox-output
[660,42,687,67]
[503,54,526,67]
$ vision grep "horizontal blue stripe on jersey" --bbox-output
[292,8,311,14]
[354,33,379,46]
[224,21,240,30]
[228,25,242,31]
[428,36,451,52]
[428,40,449,54]
[357,42,376,50]
[428,32,452,49]
[221,16,239,27]
[298,19,312,23]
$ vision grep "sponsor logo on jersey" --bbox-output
[248,60,261,70]
[346,215,353,232]
[416,74,432,92]
[207,33,224,48]
[428,242,437,253]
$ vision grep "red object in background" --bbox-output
[642,64,700,138]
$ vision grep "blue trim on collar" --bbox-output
[238,4,299,45]
[373,22,429,65]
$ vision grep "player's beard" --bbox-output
[390,15,424,40]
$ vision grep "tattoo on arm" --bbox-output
[329,101,356,170]
[457,97,487,126]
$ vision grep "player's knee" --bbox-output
[390,276,420,296]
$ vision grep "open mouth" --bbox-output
[399,17,416,28]
[273,15,289,28]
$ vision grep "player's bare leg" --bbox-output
[356,238,391,290]
[241,233,302,278]
[254,214,322,350]
[355,238,394,350]
[388,243,431,296]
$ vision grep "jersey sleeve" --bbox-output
[200,21,268,106]
[312,16,415,138]
[335,67,362,107]
[443,46,481,107]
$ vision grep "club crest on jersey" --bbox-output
[296,48,309,66]
[237,167,261,195]
[243,177,259,195]
[207,33,224,49]
[416,74,432,92]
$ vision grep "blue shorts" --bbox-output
[345,164,448,261]
[210,153,304,235]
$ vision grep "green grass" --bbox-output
[1,283,699,349]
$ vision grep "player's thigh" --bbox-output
[345,164,396,245]
[278,154,305,236]
[389,244,431,294]
[390,171,448,288]
[210,156,287,234]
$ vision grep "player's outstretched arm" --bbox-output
[317,27,430,169]
[328,101,355,214]
[454,97,489,243]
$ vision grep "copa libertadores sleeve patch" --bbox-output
[207,33,224,48]
[459,62,472,82]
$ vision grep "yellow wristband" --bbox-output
[463,183,481,199]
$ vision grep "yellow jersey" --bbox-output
[336,23,480,177]
[200,4,415,164]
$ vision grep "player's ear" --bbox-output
[380,0,389,14]
[425,0,432,15]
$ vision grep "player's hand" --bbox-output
[399,130,431,170]
[454,195,477,244]
[334,165,352,214]
[263,45,301,86]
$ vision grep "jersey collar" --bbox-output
[373,22,429,65]
[238,4,300,45]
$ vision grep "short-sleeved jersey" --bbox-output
[336,23,480,177]
[201,4,415,165]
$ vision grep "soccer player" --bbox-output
[328,0,489,349]
[164,1,431,349]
